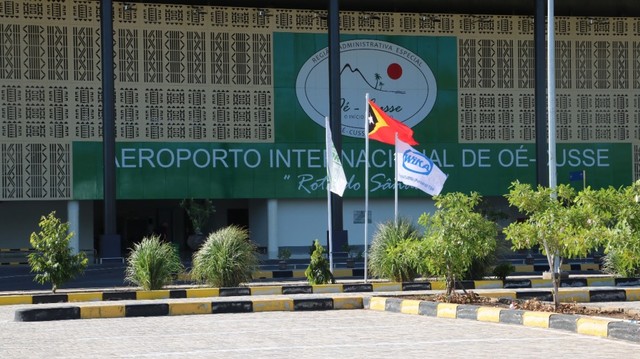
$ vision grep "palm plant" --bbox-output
[602,248,640,278]
[191,225,258,287]
[368,218,422,282]
[125,235,184,290]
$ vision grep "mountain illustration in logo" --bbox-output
[340,64,406,94]
[296,39,437,138]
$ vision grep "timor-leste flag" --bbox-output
[367,100,419,146]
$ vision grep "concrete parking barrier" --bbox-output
[14,296,365,322]
[366,296,640,343]
[6,278,640,307]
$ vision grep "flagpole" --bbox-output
[327,183,334,273]
[364,93,370,283]
[325,117,334,273]
[582,170,586,190]
[394,133,399,225]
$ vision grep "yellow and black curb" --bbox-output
[365,297,640,343]
[12,293,640,343]
[0,282,423,306]
[13,296,364,322]
[3,278,640,306]
[253,263,603,279]
[8,290,640,342]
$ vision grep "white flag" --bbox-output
[325,117,348,197]
[395,137,447,196]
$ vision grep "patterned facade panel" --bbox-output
[455,16,640,144]
[0,142,69,200]
[517,40,534,88]
[0,24,21,79]
[458,39,476,88]
[401,14,456,34]
[290,10,327,32]
[118,28,139,83]
[1,143,23,198]
[3,5,638,147]
[612,41,629,89]
[497,39,513,88]
[1,3,276,148]
[46,25,68,81]
[22,24,46,80]
[556,40,572,89]
[72,26,98,81]
[187,31,206,84]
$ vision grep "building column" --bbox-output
[67,200,80,254]
[267,199,278,260]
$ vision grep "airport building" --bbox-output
[0,0,638,261]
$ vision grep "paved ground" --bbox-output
[1,300,639,358]
[3,265,640,357]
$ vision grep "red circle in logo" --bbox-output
[387,63,403,80]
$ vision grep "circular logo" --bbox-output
[296,39,437,138]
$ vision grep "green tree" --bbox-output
[28,211,88,293]
[503,181,608,308]
[125,235,184,290]
[368,218,422,282]
[579,180,640,277]
[305,240,335,285]
[418,192,497,297]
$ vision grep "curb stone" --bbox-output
[11,293,640,343]
[14,296,364,322]
[2,282,639,306]
[367,296,640,343]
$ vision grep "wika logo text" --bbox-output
[402,150,433,175]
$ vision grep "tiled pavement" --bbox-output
[1,298,640,358]
[3,276,640,357]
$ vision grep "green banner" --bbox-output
[72,141,631,199]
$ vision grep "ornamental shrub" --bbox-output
[418,192,497,296]
[368,218,422,282]
[191,225,258,287]
[125,235,184,290]
[305,240,334,285]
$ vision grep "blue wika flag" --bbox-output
[395,137,447,196]
[569,170,584,182]
[569,170,586,189]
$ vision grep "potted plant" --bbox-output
[525,252,535,265]
[180,199,215,250]
[492,262,515,281]
[343,244,360,268]
[278,248,291,270]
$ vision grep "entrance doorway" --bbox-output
[227,208,249,229]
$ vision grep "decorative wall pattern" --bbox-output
[0,143,70,199]
[456,16,640,145]
[1,1,274,146]
[0,1,638,199]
